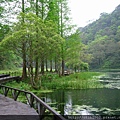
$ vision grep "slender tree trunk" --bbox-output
[29,38,35,86]
[46,59,48,72]
[40,0,45,75]
[55,57,58,72]
[35,58,39,80]
[30,55,34,86]
[50,60,52,72]
[22,0,27,79]
[62,59,64,75]
[22,42,27,79]
[41,57,44,75]
[34,0,39,81]
[74,66,77,73]
[60,1,64,76]
[22,0,24,13]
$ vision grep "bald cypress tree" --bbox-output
[57,0,72,75]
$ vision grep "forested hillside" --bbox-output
[81,4,120,70]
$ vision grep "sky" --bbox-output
[68,0,120,27]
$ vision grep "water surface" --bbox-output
[39,72,120,115]
[39,88,120,115]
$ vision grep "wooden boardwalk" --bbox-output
[0,75,66,120]
[0,94,39,120]
[0,94,38,115]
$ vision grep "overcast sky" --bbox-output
[68,0,120,27]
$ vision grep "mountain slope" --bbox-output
[80,4,120,70]
[81,4,120,44]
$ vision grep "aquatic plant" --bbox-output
[41,72,103,89]
[65,105,120,115]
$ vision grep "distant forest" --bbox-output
[80,4,120,70]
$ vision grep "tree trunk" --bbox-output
[60,1,64,76]
[21,0,27,79]
[62,59,64,75]
[41,57,44,75]
[74,66,77,73]
[30,58,34,86]
[45,59,48,72]
[35,58,39,81]
[22,42,27,79]
[55,57,58,72]
[50,60,52,72]
[34,0,39,81]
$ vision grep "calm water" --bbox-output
[38,72,120,115]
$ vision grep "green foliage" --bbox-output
[81,4,120,70]
[0,50,22,70]
[1,12,64,61]
[0,24,10,41]
[0,12,66,85]
[0,0,74,83]
[5,81,32,91]
[0,23,22,70]
[0,6,4,17]
[65,30,91,71]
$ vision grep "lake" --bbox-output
[38,72,120,116]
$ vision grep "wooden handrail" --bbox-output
[0,74,10,78]
[0,76,21,84]
[0,84,66,120]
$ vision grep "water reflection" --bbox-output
[38,72,120,116]
[39,88,120,115]
[99,72,120,89]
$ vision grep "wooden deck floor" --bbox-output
[0,94,39,120]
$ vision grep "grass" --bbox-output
[5,81,31,90]
[0,69,104,90]
[41,72,103,89]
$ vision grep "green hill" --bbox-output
[80,5,120,70]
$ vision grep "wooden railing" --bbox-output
[0,76,21,84]
[0,84,66,120]
[0,74,10,78]
[1,72,22,77]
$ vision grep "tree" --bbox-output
[1,0,77,75]
[57,0,73,75]
[0,3,16,70]
[0,12,64,88]
[21,0,28,79]
[66,30,91,72]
